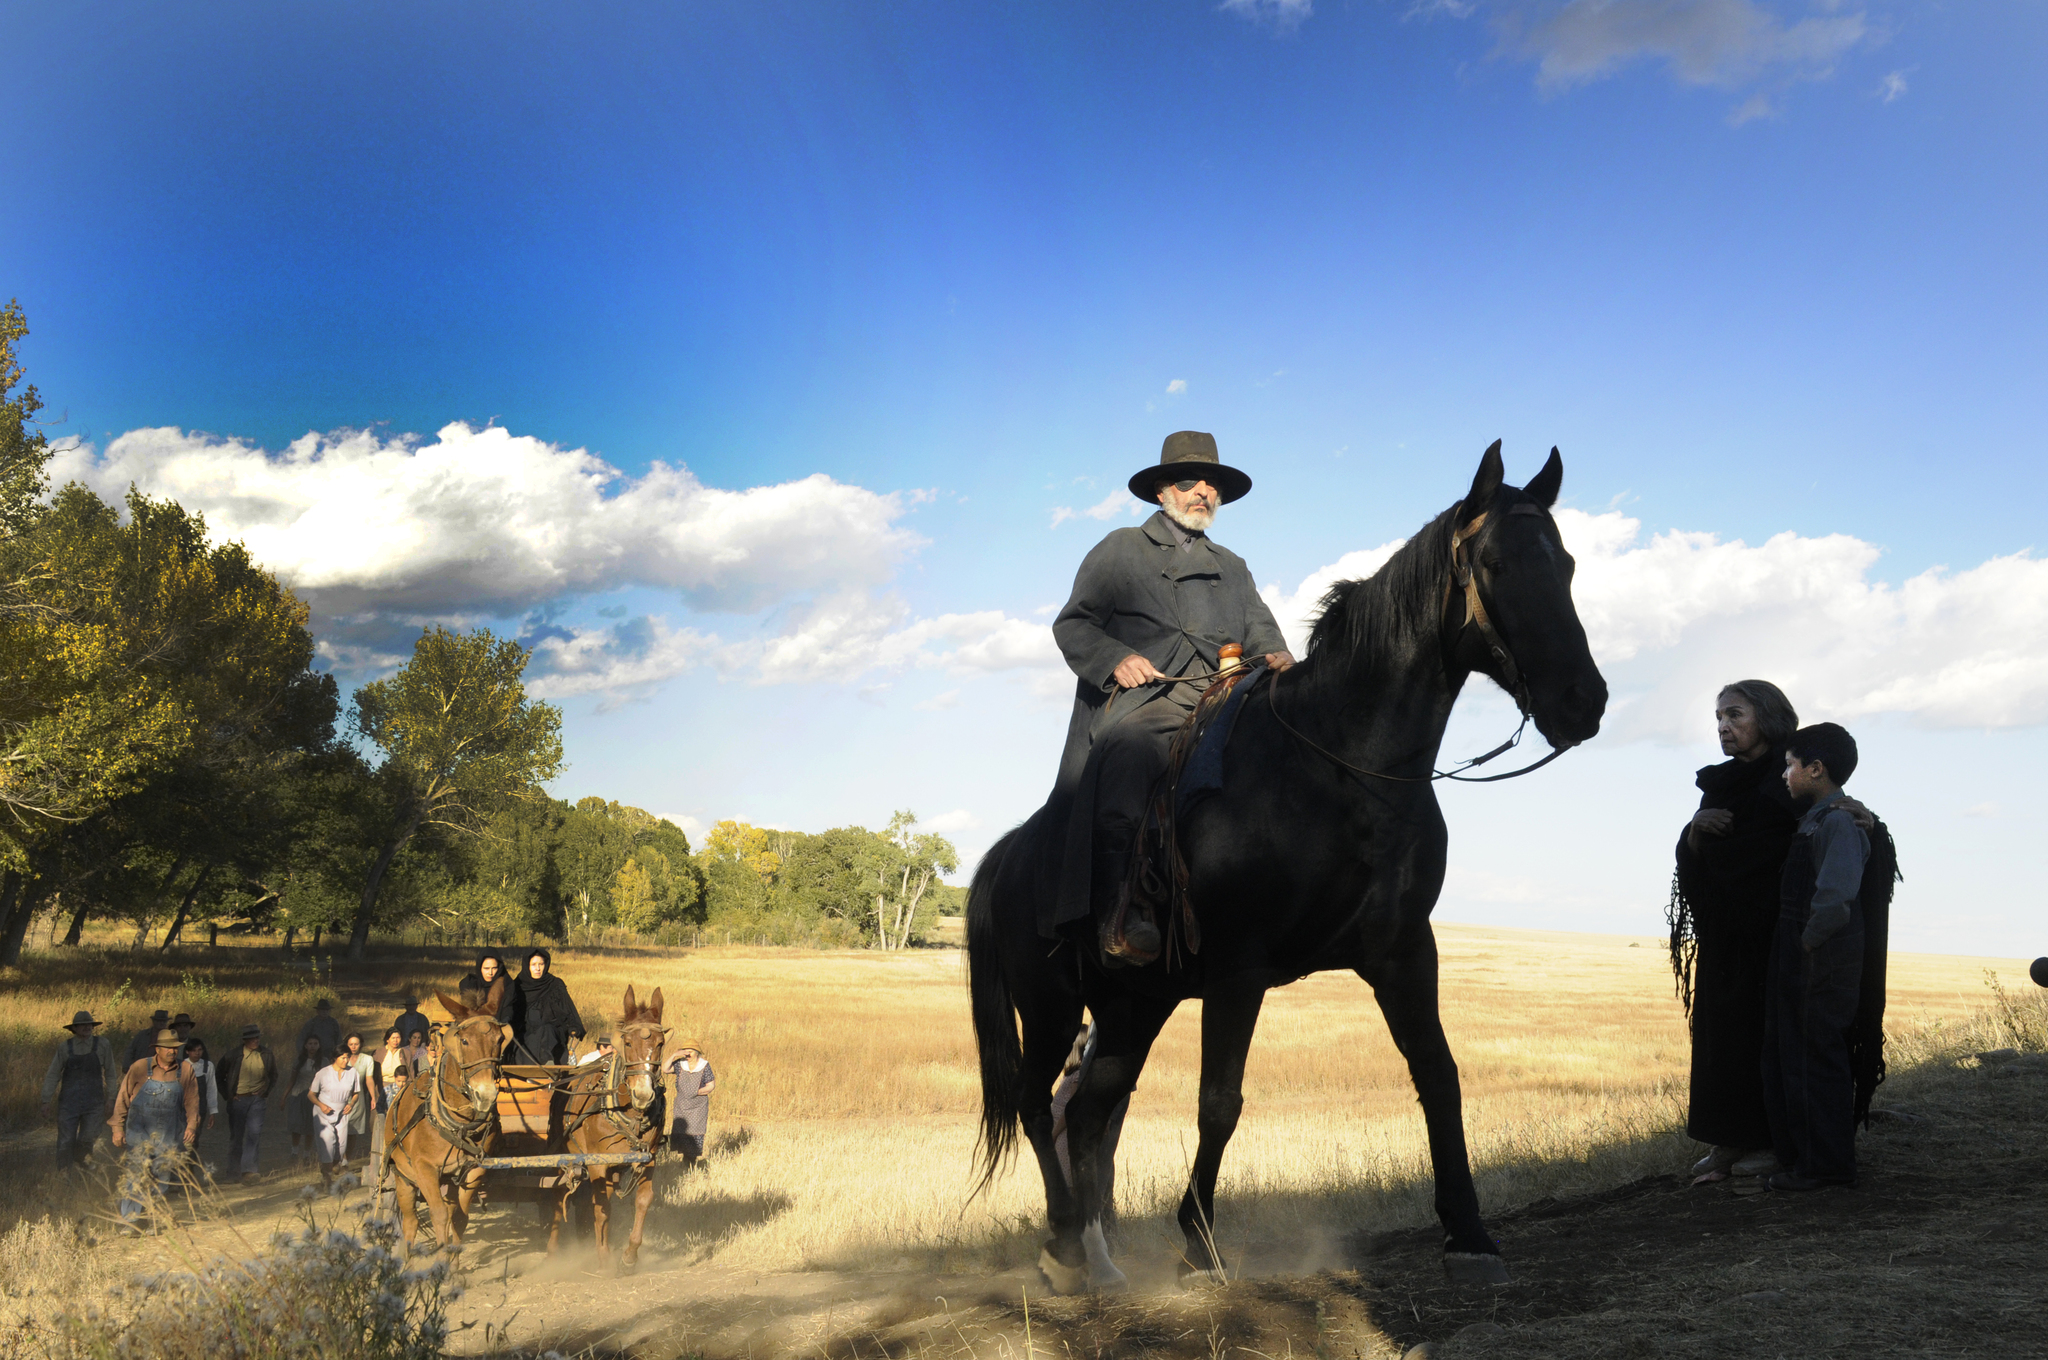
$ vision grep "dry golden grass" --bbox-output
[0,924,2034,1358]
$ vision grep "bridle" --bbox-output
[422,1014,504,1162]
[561,1020,667,1147]
[1268,503,1572,785]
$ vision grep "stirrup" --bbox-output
[1099,911,1162,967]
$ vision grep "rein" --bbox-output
[1266,507,1573,787]
[560,1023,664,1149]
[423,1016,501,1162]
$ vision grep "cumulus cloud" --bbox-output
[921,808,981,835]
[1166,379,1188,395]
[1261,509,2048,741]
[1497,0,1869,91]
[1051,490,1144,528]
[51,422,923,623]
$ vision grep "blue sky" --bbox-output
[10,1,2046,957]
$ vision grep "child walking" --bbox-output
[1761,722,1870,1192]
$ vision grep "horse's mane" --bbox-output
[1302,505,1457,681]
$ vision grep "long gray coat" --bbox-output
[1046,511,1287,933]
[1051,511,1288,794]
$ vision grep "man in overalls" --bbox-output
[108,1029,201,1231]
[41,1010,119,1166]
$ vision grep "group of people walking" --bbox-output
[1672,680,1896,1194]
[42,950,721,1230]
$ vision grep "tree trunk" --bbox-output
[0,871,23,965]
[63,892,90,946]
[207,921,219,947]
[282,925,297,952]
[159,864,216,951]
[0,864,55,966]
[312,925,322,949]
[349,805,425,961]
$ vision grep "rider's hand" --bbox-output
[1264,651,1296,672]
[1112,653,1165,689]
[1691,808,1734,838]
[1837,797,1876,831]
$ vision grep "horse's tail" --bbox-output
[967,825,1024,1198]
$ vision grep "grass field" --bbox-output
[0,923,2033,1292]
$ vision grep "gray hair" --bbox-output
[1718,679,1799,750]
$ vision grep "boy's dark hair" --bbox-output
[1788,722,1858,785]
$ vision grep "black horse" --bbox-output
[967,442,1608,1292]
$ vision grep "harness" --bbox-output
[1111,503,1576,963]
[555,1022,666,1196]
[380,1015,502,1196]
[1266,504,1571,785]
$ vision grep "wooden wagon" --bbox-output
[471,1062,654,1203]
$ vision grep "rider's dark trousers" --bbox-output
[227,1095,265,1176]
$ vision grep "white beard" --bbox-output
[1161,501,1215,533]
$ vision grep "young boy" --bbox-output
[1761,721,1870,1191]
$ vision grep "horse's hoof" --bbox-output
[1177,1267,1228,1289]
[1037,1247,1087,1296]
[1443,1251,1510,1286]
[1085,1260,1130,1294]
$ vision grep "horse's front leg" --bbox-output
[418,1174,459,1255]
[1064,992,1176,1294]
[393,1174,423,1255]
[545,1184,568,1256]
[622,1166,654,1272]
[1176,985,1265,1282]
[1360,931,1506,1284]
[450,1167,485,1253]
[591,1173,614,1264]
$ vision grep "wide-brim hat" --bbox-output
[240,1024,262,1040]
[1127,430,1252,505]
[153,1029,182,1049]
[65,1011,103,1030]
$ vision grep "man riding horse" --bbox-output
[1052,431,1294,965]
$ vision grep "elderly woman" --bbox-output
[1671,679,1872,1182]
[507,949,584,1065]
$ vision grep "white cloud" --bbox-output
[1961,802,1998,819]
[1166,379,1188,395]
[1877,68,1907,102]
[1051,489,1143,528]
[1262,509,2048,741]
[914,689,962,712]
[1221,0,1313,30]
[659,812,710,842]
[921,808,981,836]
[51,422,922,623]
[1499,0,1870,91]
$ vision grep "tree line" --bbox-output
[0,300,957,961]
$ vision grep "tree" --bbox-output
[872,811,957,951]
[0,299,51,540]
[345,627,563,959]
[0,486,336,962]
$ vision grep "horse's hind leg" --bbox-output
[1016,998,1086,1293]
[1359,938,1507,1284]
[1176,985,1265,1282]
[1066,991,1177,1294]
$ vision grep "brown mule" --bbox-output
[548,985,668,1270]
[384,978,508,1259]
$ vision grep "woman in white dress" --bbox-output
[307,1045,361,1188]
[343,1033,378,1162]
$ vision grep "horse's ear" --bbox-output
[623,984,638,1021]
[484,977,505,1015]
[1457,440,1504,528]
[1523,446,1563,510]
[434,992,466,1019]
[648,988,664,1023]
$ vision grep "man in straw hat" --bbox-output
[1050,431,1293,964]
[109,1028,201,1230]
[42,1010,119,1165]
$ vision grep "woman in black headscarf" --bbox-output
[507,949,584,1064]
[1670,680,1803,1179]
[458,950,511,1017]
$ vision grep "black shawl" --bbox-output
[1669,751,1801,1016]
[508,950,584,1063]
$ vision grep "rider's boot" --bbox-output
[1096,831,1162,967]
